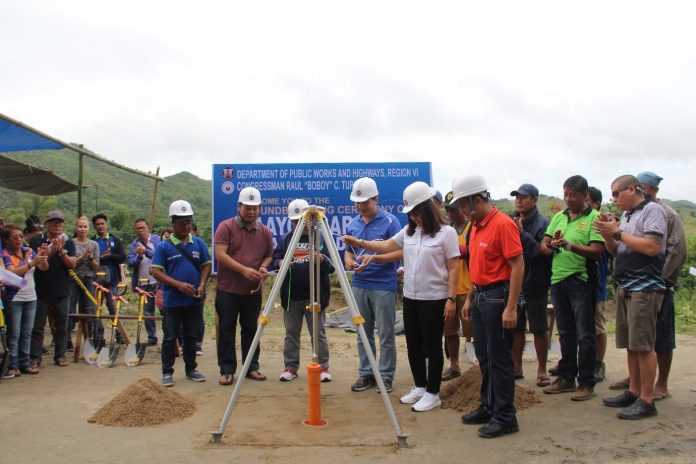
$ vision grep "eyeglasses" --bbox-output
[611,186,630,198]
[9,234,23,240]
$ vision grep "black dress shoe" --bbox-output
[461,406,492,425]
[603,390,638,408]
[478,418,519,438]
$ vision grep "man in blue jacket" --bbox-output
[510,184,552,386]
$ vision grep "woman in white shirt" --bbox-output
[2,224,49,377]
[344,181,460,412]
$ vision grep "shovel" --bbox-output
[0,306,10,382]
[97,284,127,368]
[84,280,110,365]
[125,280,153,367]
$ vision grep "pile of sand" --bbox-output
[441,366,541,412]
[88,378,196,427]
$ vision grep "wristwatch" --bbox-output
[613,230,623,241]
[447,296,456,303]
[564,243,573,252]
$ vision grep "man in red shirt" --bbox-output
[451,174,524,439]
[214,187,274,386]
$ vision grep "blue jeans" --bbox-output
[551,276,597,387]
[472,284,516,425]
[6,300,37,370]
[353,287,397,381]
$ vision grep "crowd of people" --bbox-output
[0,169,687,439]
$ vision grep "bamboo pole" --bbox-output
[149,166,161,226]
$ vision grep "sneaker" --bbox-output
[196,344,203,356]
[543,377,576,394]
[186,370,206,382]
[280,369,298,382]
[411,392,441,412]
[571,385,595,401]
[478,417,519,438]
[594,361,606,382]
[147,339,158,347]
[461,405,492,424]
[400,386,426,404]
[351,375,376,392]
[2,370,16,380]
[603,390,638,408]
[378,379,393,393]
[162,373,174,387]
[617,398,657,420]
[320,369,332,382]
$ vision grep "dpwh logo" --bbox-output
[222,166,234,179]
[221,181,234,195]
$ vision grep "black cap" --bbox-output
[510,184,539,198]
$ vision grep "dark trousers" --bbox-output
[472,284,516,425]
[551,275,597,387]
[161,305,201,375]
[69,278,97,336]
[31,297,70,364]
[216,291,261,375]
[402,297,445,394]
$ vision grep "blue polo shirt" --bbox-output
[151,234,211,308]
[346,209,402,291]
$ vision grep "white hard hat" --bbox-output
[350,177,379,202]
[169,199,194,217]
[450,174,488,204]
[402,181,436,214]
[287,199,309,220]
[238,187,262,206]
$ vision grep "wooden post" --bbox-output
[149,166,161,226]
[77,152,84,217]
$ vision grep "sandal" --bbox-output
[609,378,630,390]
[55,357,70,367]
[536,374,551,387]
[219,374,234,385]
[245,370,267,381]
[441,368,461,381]
[22,362,40,374]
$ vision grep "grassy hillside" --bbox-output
[0,149,212,243]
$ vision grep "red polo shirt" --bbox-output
[469,207,522,286]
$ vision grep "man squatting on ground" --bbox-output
[453,174,525,439]
[344,177,402,393]
[150,200,211,387]
[509,184,553,387]
[273,199,334,382]
[214,187,274,386]
[595,175,668,419]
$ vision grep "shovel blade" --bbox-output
[522,340,537,362]
[97,346,118,368]
[548,340,562,361]
[124,344,140,367]
[83,340,98,365]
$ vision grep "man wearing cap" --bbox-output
[345,177,402,393]
[441,191,472,381]
[541,175,604,401]
[214,187,274,385]
[453,174,524,438]
[28,211,77,369]
[608,172,686,401]
[595,175,668,419]
[510,184,552,386]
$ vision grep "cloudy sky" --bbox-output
[2,1,695,201]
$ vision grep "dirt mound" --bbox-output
[88,378,196,427]
[440,366,540,412]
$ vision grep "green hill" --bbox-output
[0,149,212,243]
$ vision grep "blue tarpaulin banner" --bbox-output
[0,119,63,151]
[212,162,432,268]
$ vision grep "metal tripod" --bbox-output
[210,205,408,447]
